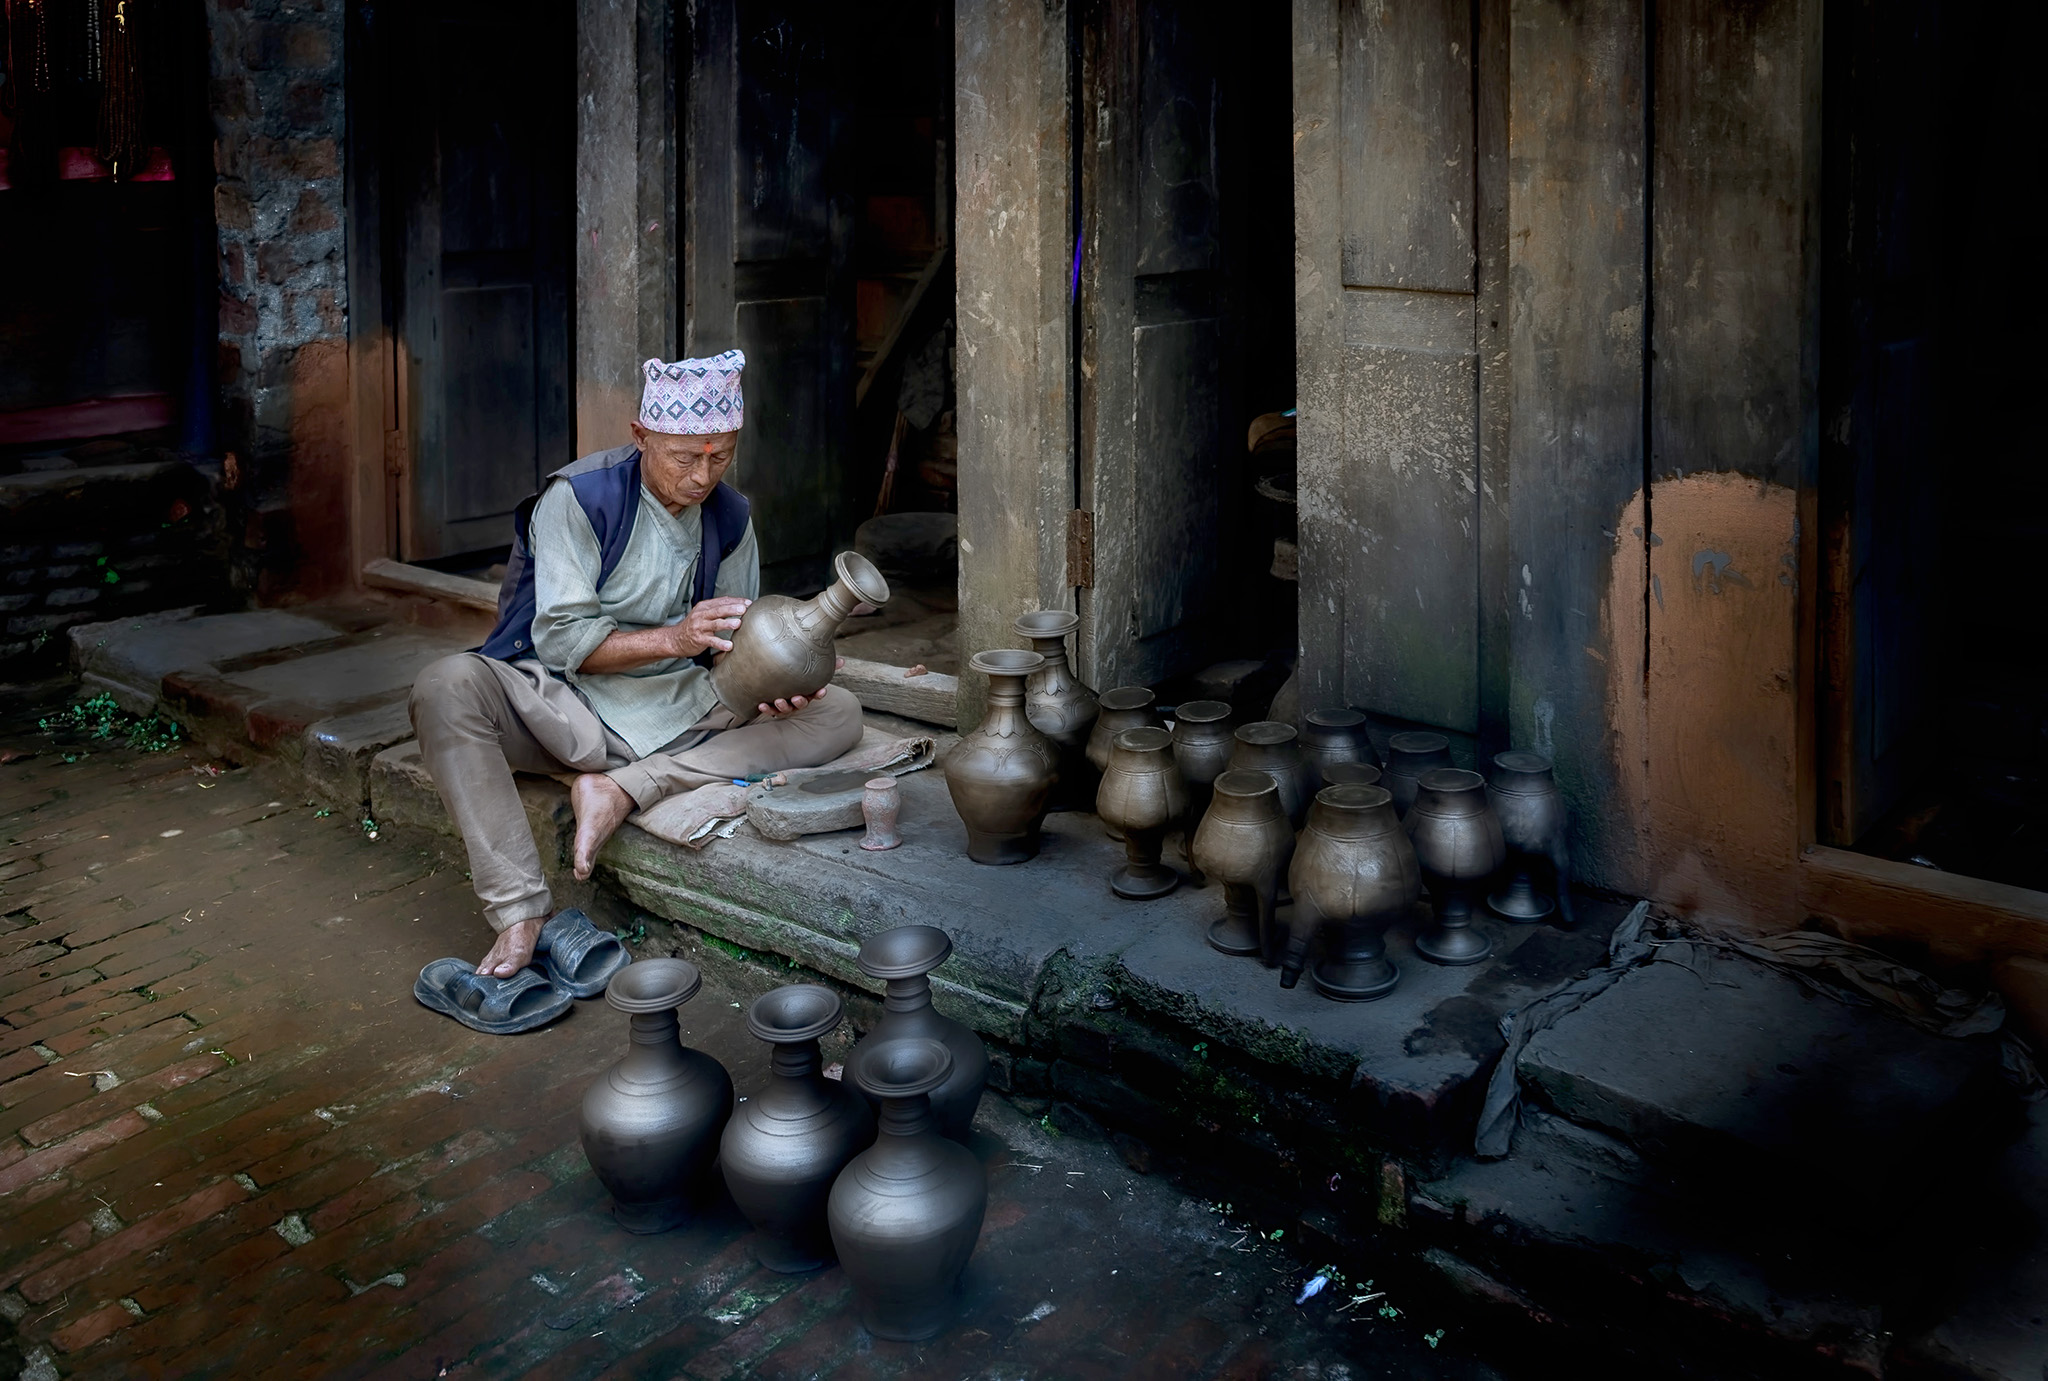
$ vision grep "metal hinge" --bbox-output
[1067,509,1094,589]
[383,429,408,477]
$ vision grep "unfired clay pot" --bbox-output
[720,984,876,1272]
[1190,769,1296,962]
[1172,700,1235,841]
[1086,687,1164,841]
[828,1038,988,1342]
[1486,750,1576,926]
[1097,726,1188,899]
[711,551,890,723]
[1407,768,1505,966]
[1227,721,1314,827]
[579,959,734,1233]
[1298,709,1379,794]
[1382,731,1452,817]
[860,777,903,851]
[944,650,1061,864]
[850,926,989,1143]
[1321,761,1383,789]
[1283,784,1419,999]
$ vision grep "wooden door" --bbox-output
[392,0,574,561]
[681,0,855,591]
[1075,0,1241,691]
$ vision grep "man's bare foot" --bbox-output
[571,773,635,881]
[476,915,544,978]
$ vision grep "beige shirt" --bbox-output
[528,480,758,757]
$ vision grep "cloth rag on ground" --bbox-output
[631,729,938,850]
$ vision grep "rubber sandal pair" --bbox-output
[413,910,632,1034]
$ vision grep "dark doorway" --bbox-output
[1819,0,2047,892]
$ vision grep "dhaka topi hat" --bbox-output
[640,350,745,434]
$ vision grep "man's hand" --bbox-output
[671,596,753,658]
[756,658,846,719]
[574,596,753,675]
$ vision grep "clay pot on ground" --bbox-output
[860,777,903,851]
[1190,769,1296,962]
[1298,709,1379,794]
[1014,611,1099,808]
[1382,731,1452,816]
[580,959,734,1233]
[711,551,891,723]
[1282,784,1420,999]
[1487,750,1576,927]
[720,984,876,1272]
[1085,687,1164,841]
[828,1037,989,1342]
[850,925,990,1143]
[1096,726,1189,900]
[1406,768,1506,967]
[1227,721,1314,827]
[1171,699,1235,832]
[944,650,1061,864]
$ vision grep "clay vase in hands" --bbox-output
[1086,688,1164,841]
[1407,769,1506,966]
[1227,722,1314,827]
[1487,750,1576,926]
[1097,727,1188,899]
[1382,731,1452,816]
[828,1038,989,1342]
[711,551,891,723]
[1281,784,1419,999]
[945,650,1061,864]
[580,959,734,1233]
[1015,610,1098,806]
[1191,770,1296,962]
[1297,709,1380,795]
[851,926,989,1143]
[720,985,877,1272]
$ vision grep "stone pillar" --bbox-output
[208,0,350,596]
[953,0,1074,728]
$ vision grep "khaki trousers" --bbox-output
[408,653,864,930]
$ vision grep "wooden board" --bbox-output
[835,657,958,728]
[361,559,500,613]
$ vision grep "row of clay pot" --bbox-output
[577,925,990,1341]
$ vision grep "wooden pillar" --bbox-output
[953,0,1074,727]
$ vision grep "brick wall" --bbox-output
[206,0,351,596]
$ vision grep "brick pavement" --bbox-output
[0,705,1507,1380]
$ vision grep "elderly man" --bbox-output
[409,351,863,994]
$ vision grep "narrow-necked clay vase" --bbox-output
[1321,761,1383,789]
[711,551,891,723]
[1097,726,1188,899]
[580,958,734,1233]
[1191,770,1296,962]
[1382,731,1452,817]
[721,985,876,1272]
[1298,709,1379,795]
[1487,750,1576,927]
[1282,784,1419,999]
[945,650,1060,864]
[1015,611,1098,807]
[1086,687,1164,841]
[1227,721,1314,827]
[1407,768,1505,966]
[851,926,989,1143]
[829,1038,988,1342]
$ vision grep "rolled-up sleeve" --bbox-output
[714,519,761,601]
[529,483,617,679]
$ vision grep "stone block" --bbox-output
[70,608,332,714]
[744,776,869,841]
[301,701,417,807]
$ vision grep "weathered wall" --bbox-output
[207,0,351,597]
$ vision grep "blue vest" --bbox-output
[478,445,751,663]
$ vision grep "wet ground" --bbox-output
[0,699,1509,1380]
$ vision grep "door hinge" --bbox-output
[1067,509,1094,589]
[383,429,408,477]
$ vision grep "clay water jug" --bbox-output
[1486,750,1576,927]
[1382,731,1452,816]
[1298,709,1379,795]
[1407,768,1505,966]
[1014,610,1098,797]
[828,1038,989,1341]
[1086,687,1164,841]
[1282,784,1419,999]
[944,650,1061,864]
[720,984,877,1272]
[851,926,989,1143]
[1227,721,1314,827]
[1096,726,1188,899]
[711,551,890,722]
[1190,770,1296,962]
[579,959,734,1233]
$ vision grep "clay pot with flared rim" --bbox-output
[1321,761,1382,789]
[849,926,989,1143]
[1406,768,1505,966]
[711,551,891,723]
[1281,784,1419,999]
[1382,731,1452,817]
[1190,770,1296,962]
[1097,726,1188,899]
[580,959,734,1233]
[1085,687,1163,841]
[1298,709,1379,795]
[720,984,876,1272]
[1227,721,1314,827]
[944,650,1061,864]
[828,1038,988,1342]
[1486,750,1575,926]
[1015,610,1099,811]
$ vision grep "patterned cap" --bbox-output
[639,350,745,434]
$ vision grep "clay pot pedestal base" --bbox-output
[1208,902,1262,956]
[1488,870,1554,922]
[1313,936,1400,1001]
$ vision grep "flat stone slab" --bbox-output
[69,608,340,713]
[303,699,419,806]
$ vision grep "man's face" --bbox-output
[632,424,737,513]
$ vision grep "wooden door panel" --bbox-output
[1132,318,1221,639]
[735,296,832,568]
[440,285,540,555]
